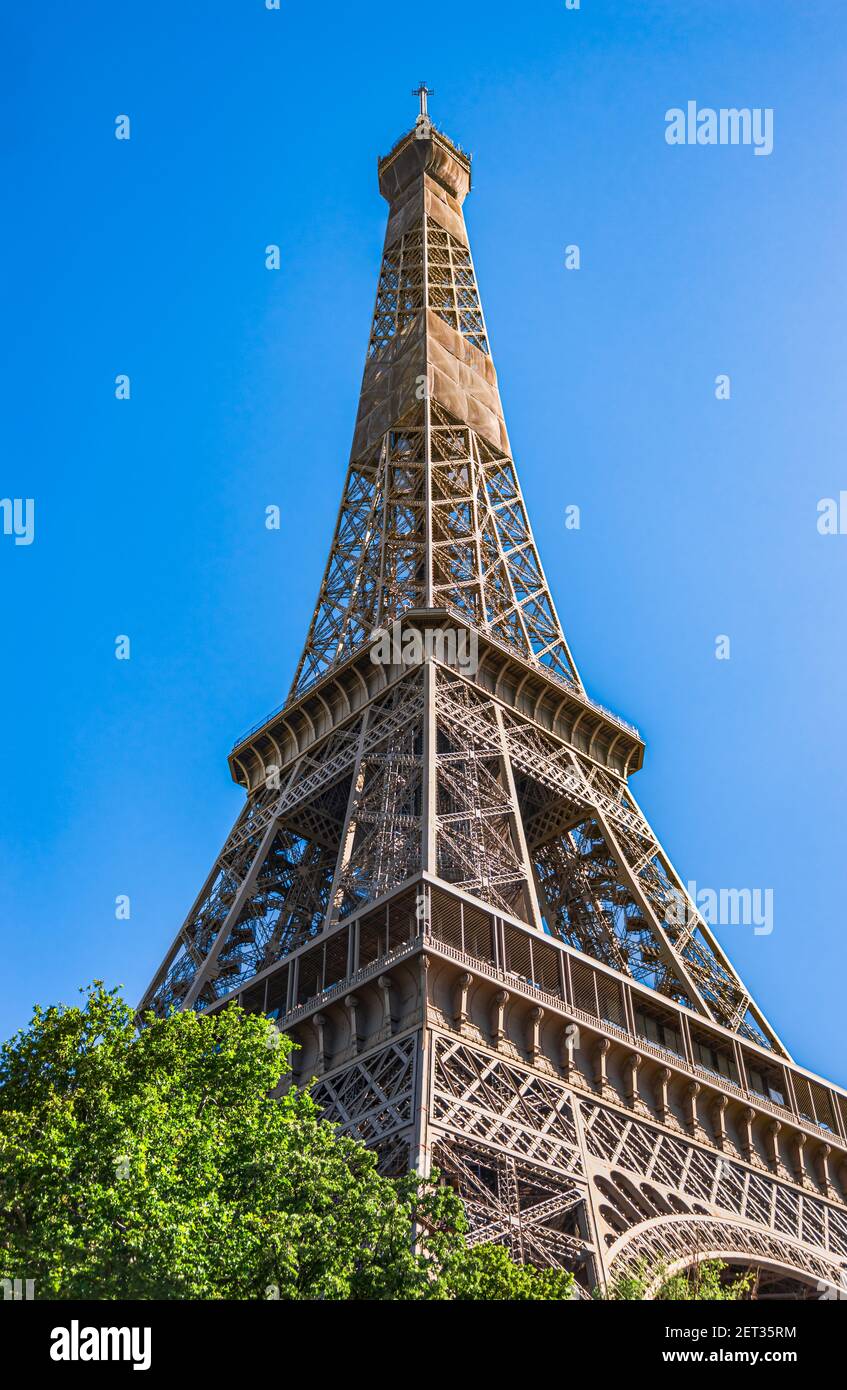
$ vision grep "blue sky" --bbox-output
[2,1,845,1082]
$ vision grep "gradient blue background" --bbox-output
[2,1,845,1081]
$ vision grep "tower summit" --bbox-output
[140,105,847,1296]
[412,81,435,119]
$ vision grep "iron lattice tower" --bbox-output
[141,103,847,1297]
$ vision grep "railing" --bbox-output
[279,936,421,1029]
[423,921,847,1153]
[233,694,295,751]
[460,611,641,740]
[231,615,641,752]
[220,876,846,1157]
[433,936,566,1016]
[378,122,471,170]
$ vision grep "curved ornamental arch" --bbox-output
[607,1212,847,1299]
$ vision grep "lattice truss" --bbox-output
[434,668,779,1051]
[426,223,488,353]
[368,220,488,359]
[429,405,576,680]
[145,142,780,1064]
[308,1037,595,1273]
[431,1036,585,1174]
[310,1037,417,1152]
[434,674,530,920]
[368,225,424,356]
[581,1099,847,1264]
[609,1214,847,1297]
[143,646,780,1054]
[433,1138,590,1271]
[290,411,425,695]
[140,675,424,1017]
[333,693,423,919]
[292,215,580,699]
[290,401,579,697]
[429,1036,592,1272]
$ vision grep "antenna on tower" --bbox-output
[412,81,434,139]
[412,81,434,119]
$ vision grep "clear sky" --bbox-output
[2,1,845,1082]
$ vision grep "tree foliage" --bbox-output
[0,984,575,1301]
[601,1256,754,1301]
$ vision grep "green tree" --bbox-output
[0,984,575,1301]
[601,1256,754,1301]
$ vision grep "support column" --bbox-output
[494,704,544,932]
[420,661,438,875]
[411,959,433,1177]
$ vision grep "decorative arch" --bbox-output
[607,1212,846,1299]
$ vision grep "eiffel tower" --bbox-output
[140,93,847,1298]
